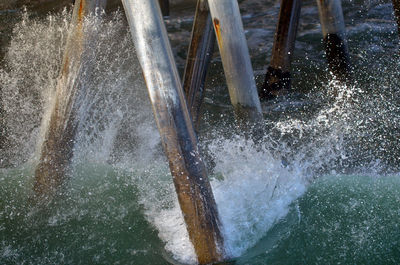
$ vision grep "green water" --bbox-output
[1,0,400,264]
[241,175,400,264]
[1,165,399,264]
[0,165,167,264]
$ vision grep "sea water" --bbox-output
[1,1,400,264]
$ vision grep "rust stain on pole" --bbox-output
[34,0,107,198]
[78,0,85,22]
[147,80,225,265]
[208,0,262,126]
[121,1,225,263]
[153,99,224,263]
[213,18,223,48]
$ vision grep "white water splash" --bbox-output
[126,133,308,264]
[0,10,70,166]
[0,11,352,265]
[2,8,400,265]
[208,137,307,257]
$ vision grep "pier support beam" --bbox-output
[316,0,351,82]
[208,0,263,125]
[121,1,225,264]
[259,0,301,101]
[392,0,400,37]
[34,0,107,197]
[182,0,215,130]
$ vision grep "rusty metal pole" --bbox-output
[34,0,107,197]
[121,1,225,264]
[316,0,351,82]
[208,0,263,125]
[392,0,400,38]
[182,0,215,130]
[158,0,169,16]
[259,0,302,101]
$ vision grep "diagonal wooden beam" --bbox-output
[182,0,215,130]
[34,0,107,198]
[121,1,225,263]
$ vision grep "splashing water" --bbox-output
[1,3,400,264]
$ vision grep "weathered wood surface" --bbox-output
[208,0,263,125]
[121,0,225,264]
[259,0,301,100]
[182,0,215,130]
[392,0,400,38]
[317,0,350,82]
[34,0,107,197]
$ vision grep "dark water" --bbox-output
[1,0,400,264]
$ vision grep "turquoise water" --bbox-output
[0,165,167,264]
[1,167,399,264]
[240,175,400,264]
[1,0,400,264]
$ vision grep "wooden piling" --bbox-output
[259,0,301,101]
[158,0,169,16]
[182,0,215,130]
[316,0,350,81]
[392,0,400,37]
[121,1,225,264]
[34,0,107,197]
[208,0,263,125]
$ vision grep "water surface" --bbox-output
[1,0,400,264]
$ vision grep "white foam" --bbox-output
[129,134,309,264]
[3,9,399,265]
[152,200,197,264]
[208,136,307,257]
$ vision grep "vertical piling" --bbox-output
[259,0,301,101]
[316,0,350,81]
[392,0,400,37]
[182,0,215,129]
[208,0,263,124]
[34,0,107,197]
[121,1,225,264]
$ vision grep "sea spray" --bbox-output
[0,10,71,167]
[208,136,307,257]
[1,5,400,265]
